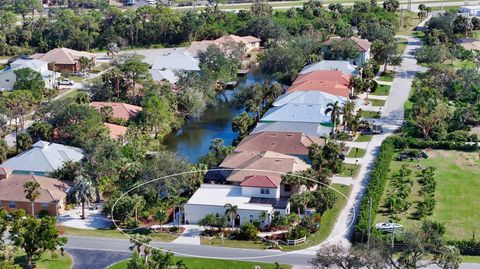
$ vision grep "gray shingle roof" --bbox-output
[300,60,359,76]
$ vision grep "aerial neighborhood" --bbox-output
[0,0,479,269]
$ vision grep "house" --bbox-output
[235,131,325,158]
[323,37,371,66]
[273,90,347,107]
[300,60,359,76]
[0,59,60,91]
[260,103,332,128]
[252,121,329,137]
[149,49,200,84]
[0,168,69,216]
[186,35,261,58]
[293,70,351,86]
[104,123,128,142]
[287,70,352,98]
[30,47,96,73]
[0,141,84,176]
[90,102,142,121]
[184,182,290,227]
[460,5,480,16]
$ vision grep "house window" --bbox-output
[260,188,270,195]
[8,201,16,209]
[41,203,49,209]
[284,184,292,192]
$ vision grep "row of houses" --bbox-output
[183,36,371,227]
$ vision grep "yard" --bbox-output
[201,184,352,251]
[15,251,73,269]
[376,71,396,82]
[372,84,391,96]
[360,110,381,119]
[109,257,292,269]
[61,226,179,242]
[367,99,386,107]
[355,134,373,142]
[375,150,480,241]
[347,148,366,158]
[338,163,360,178]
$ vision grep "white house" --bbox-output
[0,59,59,91]
[149,49,200,84]
[0,140,84,176]
[184,176,290,227]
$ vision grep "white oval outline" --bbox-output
[112,168,355,260]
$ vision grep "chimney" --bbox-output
[0,168,12,180]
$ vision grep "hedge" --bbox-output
[389,136,478,152]
[354,137,395,242]
[447,239,480,256]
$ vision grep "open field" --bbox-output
[61,226,179,242]
[375,150,480,240]
[201,184,351,251]
[109,258,292,269]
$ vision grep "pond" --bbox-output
[164,69,267,163]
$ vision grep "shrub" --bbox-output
[286,226,309,240]
[299,215,320,233]
[389,136,478,151]
[237,223,258,240]
[354,137,395,242]
[38,210,50,218]
[123,216,139,229]
[447,239,480,256]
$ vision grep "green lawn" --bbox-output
[396,38,408,54]
[15,251,73,269]
[347,147,366,158]
[201,184,351,251]
[355,134,373,142]
[461,255,480,263]
[452,60,476,70]
[372,84,391,96]
[368,99,386,107]
[375,150,480,241]
[109,257,292,269]
[61,226,179,242]
[58,89,79,100]
[338,163,360,178]
[377,71,396,82]
[360,111,381,119]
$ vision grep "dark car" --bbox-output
[124,0,135,6]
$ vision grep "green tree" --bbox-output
[371,40,403,72]
[383,0,399,12]
[232,112,255,142]
[324,101,341,134]
[325,39,360,61]
[27,122,53,142]
[69,175,95,219]
[13,68,45,101]
[23,181,40,216]
[9,215,67,269]
[250,0,273,17]
[120,57,151,100]
[199,44,242,83]
[75,92,90,105]
[16,132,32,153]
[198,138,234,168]
[224,203,238,228]
[0,139,8,164]
[313,188,337,214]
[129,234,151,264]
[138,95,174,139]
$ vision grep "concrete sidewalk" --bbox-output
[171,225,202,245]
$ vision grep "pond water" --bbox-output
[164,69,266,163]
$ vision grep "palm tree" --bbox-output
[170,196,187,227]
[325,101,341,134]
[224,203,238,228]
[24,181,40,216]
[129,234,152,264]
[341,100,356,132]
[69,175,95,219]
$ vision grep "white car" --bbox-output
[58,78,74,86]
[375,222,403,233]
[147,0,157,4]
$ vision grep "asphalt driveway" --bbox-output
[68,249,130,269]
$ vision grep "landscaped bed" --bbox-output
[375,150,480,241]
[109,257,292,269]
[61,226,179,242]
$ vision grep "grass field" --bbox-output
[338,163,360,178]
[15,251,72,269]
[372,84,391,96]
[377,71,396,82]
[201,184,351,251]
[369,99,386,107]
[355,134,373,142]
[360,110,381,119]
[347,147,366,158]
[61,226,179,242]
[375,150,480,241]
[109,257,292,269]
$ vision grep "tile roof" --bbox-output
[104,123,128,140]
[300,60,359,76]
[235,131,325,155]
[0,141,84,174]
[252,122,331,137]
[323,36,372,52]
[294,70,351,86]
[30,48,95,65]
[260,103,332,124]
[240,175,282,188]
[90,102,142,121]
[218,151,310,183]
[286,81,350,98]
[0,172,69,203]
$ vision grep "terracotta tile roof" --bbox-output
[240,175,282,188]
[235,131,324,155]
[90,102,142,121]
[323,36,372,52]
[104,123,128,140]
[293,70,351,86]
[30,47,95,65]
[286,80,350,98]
[219,151,310,183]
[0,172,69,203]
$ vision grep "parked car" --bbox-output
[124,0,135,6]
[147,0,157,4]
[58,78,74,86]
[375,222,403,233]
